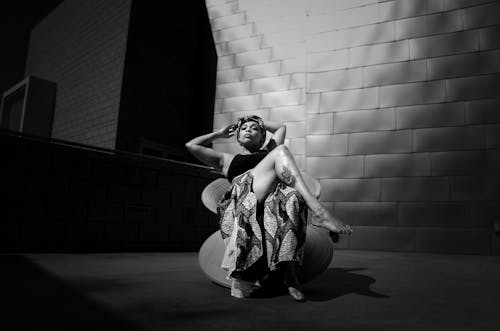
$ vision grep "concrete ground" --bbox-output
[2,250,499,331]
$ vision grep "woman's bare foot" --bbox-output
[231,278,256,298]
[287,286,305,302]
[310,206,353,235]
[283,262,305,302]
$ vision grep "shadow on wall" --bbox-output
[314,0,499,253]
[209,0,500,253]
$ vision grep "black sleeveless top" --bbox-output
[227,150,268,182]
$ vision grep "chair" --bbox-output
[198,172,333,288]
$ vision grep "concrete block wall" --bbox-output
[0,132,220,252]
[25,0,132,149]
[206,0,500,255]
[208,0,309,171]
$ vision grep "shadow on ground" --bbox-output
[305,268,390,302]
[1,255,138,331]
[240,267,390,302]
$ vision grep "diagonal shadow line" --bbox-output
[304,267,390,302]
[1,255,139,331]
[236,266,390,302]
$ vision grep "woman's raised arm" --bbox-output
[264,120,286,150]
[185,124,235,170]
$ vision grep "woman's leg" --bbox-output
[251,145,353,235]
[282,261,305,301]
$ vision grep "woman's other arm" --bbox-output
[185,125,235,171]
[264,120,286,149]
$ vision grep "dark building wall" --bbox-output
[25,0,132,149]
[0,1,63,96]
[25,0,217,162]
[116,0,217,162]
[1,131,220,252]
[10,0,220,252]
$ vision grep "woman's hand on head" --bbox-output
[218,124,237,139]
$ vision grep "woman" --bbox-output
[185,115,352,301]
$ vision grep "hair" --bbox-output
[236,115,266,148]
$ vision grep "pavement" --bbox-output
[2,250,499,330]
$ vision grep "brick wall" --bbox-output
[25,0,132,149]
[0,131,220,252]
[206,0,500,255]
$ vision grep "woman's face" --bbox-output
[238,120,263,150]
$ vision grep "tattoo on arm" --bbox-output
[281,165,296,186]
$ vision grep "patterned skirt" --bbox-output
[217,170,308,281]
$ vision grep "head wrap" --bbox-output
[236,115,266,148]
